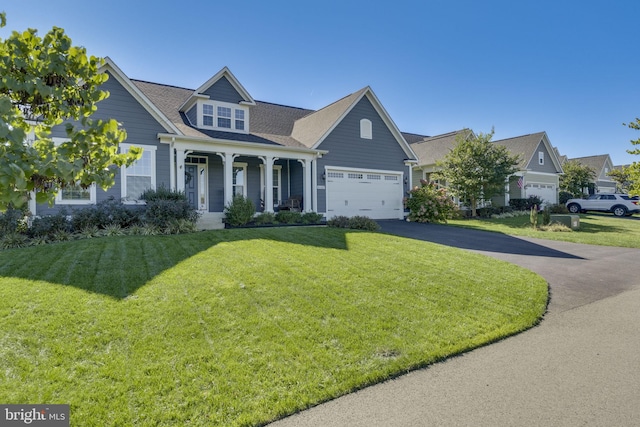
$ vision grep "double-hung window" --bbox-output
[56,183,96,205]
[217,106,232,128]
[202,104,214,126]
[121,144,156,202]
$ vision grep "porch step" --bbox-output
[197,212,225,230]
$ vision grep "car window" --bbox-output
[587,195,598,200]
[621,195,639,200]
[605,195,615,200]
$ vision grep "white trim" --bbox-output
[55,183,97,205]
[324,165,404,176]
[120,143,157,203]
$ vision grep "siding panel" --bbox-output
[202,77,244,104]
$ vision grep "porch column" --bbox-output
[176,148,186,192]
[224,152,235,207]
[263,156,274,213]
[311,159,318,212]
[298,159,312,212]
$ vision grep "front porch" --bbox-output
[161,134,326,228]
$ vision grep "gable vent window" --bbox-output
[360,119,372,139]
[538,151,545,165]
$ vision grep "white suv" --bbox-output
[566,194,640,217]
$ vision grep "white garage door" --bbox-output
[525,184,557,206]
[326,168,404,219]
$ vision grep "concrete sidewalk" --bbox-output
[269,221,640,426]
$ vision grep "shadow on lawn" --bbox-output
[0,227,349,299]
[377,220,584,259]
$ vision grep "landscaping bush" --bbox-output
[327,216,350,228]
[405,180,458,223]
[28,212,71,238]
[509,195,544,211]
[547,204,568,214]
[275,210,302,224]
[559,191,574,204]
[141,188,199,229]
[224,195,255,226]
[71,197,142,230]
[348,216,380,231]
[0,206,29,236]
[301,212,324,224]
[254,212,276,225]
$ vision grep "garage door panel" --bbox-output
[326,168,403,219]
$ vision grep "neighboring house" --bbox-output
[34,58,418,226]
[404,129,473,186]
[492,132,564,207]
[566,154,617,194]
[407,129,564,208]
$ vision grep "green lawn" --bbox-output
[448,213,640,248]
[0,227,547,426]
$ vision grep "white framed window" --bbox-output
[198,100,248,133]
[121,144,156,202]
[56,183,96,205]
[202,104,214,126]
[360,118,372,139]
[235,109,245,130]
[232,162,247,197]
[538,151,545,165]
[217,106,232,128]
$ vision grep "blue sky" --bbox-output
[2,1,639,165]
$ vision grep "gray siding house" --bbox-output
[33,58,418,227]
[567,154,617,194]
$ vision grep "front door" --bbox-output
[185,157,208,211]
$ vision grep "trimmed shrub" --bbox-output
[509,195,544,211]
[0,206,29,235]
[29,212,71,238]
[224,195,255,226]
[405,180,459,223]
[140,188,199,229]
[71,197,142,230]
[327,216,350,228]
[301,212,324,224]
[348,216,380,231]
[275,211,302,224]
[547,204,569,214]
[254,212,276,225]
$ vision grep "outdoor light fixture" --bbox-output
[322,172,326,181]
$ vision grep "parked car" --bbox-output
[566,194,640,217]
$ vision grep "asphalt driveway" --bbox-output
[270,220,640,426]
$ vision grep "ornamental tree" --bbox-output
[559,160,596,197]
[623,118,640,196]
[434,129,520,217]
[0,12,140,210]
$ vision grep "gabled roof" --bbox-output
[493,131,563,173]
[408,129,473,166]
[568,154,613,174]
[101,57,182,135]
[291,87,418,159]
[179,66,256,112]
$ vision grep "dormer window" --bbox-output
[198,100,249,133]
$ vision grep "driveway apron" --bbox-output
[270,220,640,427]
